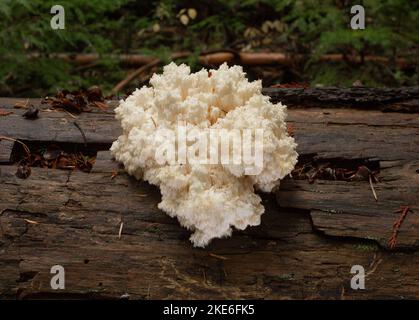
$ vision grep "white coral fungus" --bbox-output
[111,62,298,247]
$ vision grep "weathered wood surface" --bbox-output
[264,86,419,112]
[0,89,418,299]
[0,140,13,163]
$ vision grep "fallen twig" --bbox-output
[369,174,378,201]
[24,219,39,225]
[92,101,108,111]
[0,135,30,157]
[388,206,410,249]
[0,109,13,116]
[110,52,192,95]
[118,221,124,239]
[55,108,77,119]
[366,253,383,277]
[209,253,228,260]
[13,99,30,109]
[111,59,161,95]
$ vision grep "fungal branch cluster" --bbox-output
[111,63,298,247]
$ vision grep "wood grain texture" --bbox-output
[278,106,419,250]
[1,165,418,299]
[0,89,418,299]
[263,86,419,112]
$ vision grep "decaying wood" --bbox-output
[0,88,418,299]
[263,86,419,112]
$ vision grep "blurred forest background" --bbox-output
[1,0,418,97]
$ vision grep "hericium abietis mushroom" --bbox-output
[111,63,298,247]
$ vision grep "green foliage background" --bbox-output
[0,0,418,97]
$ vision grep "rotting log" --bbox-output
[263,86,419,112]
[0,88,418,299]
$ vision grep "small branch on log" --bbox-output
[388,206,411,249]
[111,59,160,95]
[0,109,13,117]
[0,135,30,157]
[118,221,124,239]
[369,175,378,201]
[110,52,190,95]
